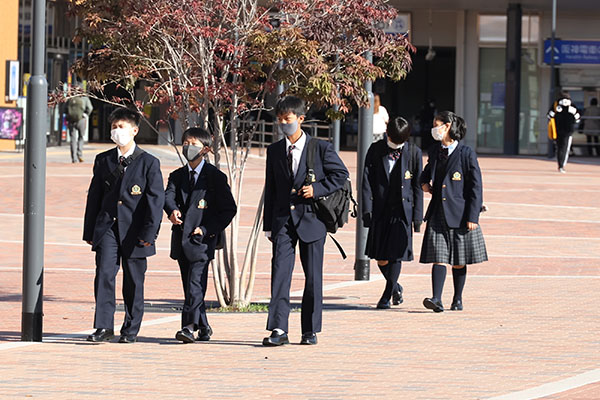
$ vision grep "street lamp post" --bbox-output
[547,0,558,158]
[354,51,374,281]
[21,0,48,342]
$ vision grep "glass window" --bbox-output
[479,15,539,45]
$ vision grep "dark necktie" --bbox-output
[287,145,295,178]
[439,147,449,161]
[118,156,128,174]
[388,148,402,161]
[189,170,196,189]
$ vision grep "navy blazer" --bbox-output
[83,146,165,258]
[420,141,483,228]
[362,140,423,227]
[164,162,237,263]
[263,134,349,243]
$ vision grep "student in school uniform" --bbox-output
[164,127,237,343]
[83,108,165,343]
[419,111,488,313]
[362,117,423,309]
[263,96,349,346]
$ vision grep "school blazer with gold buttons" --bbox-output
[263,134,349,243]
[83,147,165,258]
[420,141,483,228]
[362,140,423,227]
[164,162,237,263]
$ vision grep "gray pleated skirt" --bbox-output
[419,207,488,265]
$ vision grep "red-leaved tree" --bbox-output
[61,0,413,308]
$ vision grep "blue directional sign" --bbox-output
[544,39,600,65]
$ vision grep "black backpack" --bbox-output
[305,139,357,258]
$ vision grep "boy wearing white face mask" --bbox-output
[419,111,488,313]
[362,117,423,309]
[263,96,349,346]
[164,127,237,343]
[83,108,165,343]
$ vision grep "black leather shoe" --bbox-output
[423,297,444,313]
[87,328,114,342]
[176,328,195,344]
[262,331,289,346]
[392,284,404,305]
[118,334,137,343]
[376,300,391,309]
[451,299,463,311]
[300,332,317,345]
[196,326,213,342]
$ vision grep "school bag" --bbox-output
[548,101,558,140]
[66,97,85,123]
[304,139,357,258]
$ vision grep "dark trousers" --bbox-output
[177,257,210,330]
[586,135,600,156]
[556,134,573,169]
[267,222,325,334]
[68,117,86,162]
[93,225,147,336]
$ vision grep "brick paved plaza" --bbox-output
[0,143,599,399]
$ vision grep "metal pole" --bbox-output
[21,0,48,342]
[503,3,522,155]
[547,0,557,158]
[332,103,341,153]
[354,51,373,281]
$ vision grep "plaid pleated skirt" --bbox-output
[419,206,488,265]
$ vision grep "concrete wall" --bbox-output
[0,0,20,151]
[0,0,19,108]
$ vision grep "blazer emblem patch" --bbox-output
[404,170,413,180]
[452,171,462,181]
[198,199,208,209]
[131,184,142,195]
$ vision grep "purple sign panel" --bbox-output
[0,107,24,140]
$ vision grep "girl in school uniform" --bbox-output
[419,111,487,312]
[362,117,423,309]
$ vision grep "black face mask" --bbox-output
[183,144,203,162]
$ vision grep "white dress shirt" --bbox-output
[285,131,307,176]
[443,140,459,156]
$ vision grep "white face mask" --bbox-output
[111,127,134,147]
[387,139,403,150]
[431,125,445,141]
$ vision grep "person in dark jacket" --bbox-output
[547,91,581,173]
[164,127,237,343]
[419,111,487,313]
[262,96,349,346]
[362,117,423,309]
[83,107,165,343]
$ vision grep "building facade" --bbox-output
[380,0,600,155]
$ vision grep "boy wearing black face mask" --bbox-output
[164,127,237,343]
[262,96,349,346]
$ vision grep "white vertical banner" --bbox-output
[6,60,20,101]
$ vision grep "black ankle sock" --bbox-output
[452,266,467,301]
[432,264,447,300]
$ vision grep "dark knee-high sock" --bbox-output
[377,263,390,281]
[382,261,401,300]
[452,266,467,301]
[431,264,447,300]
